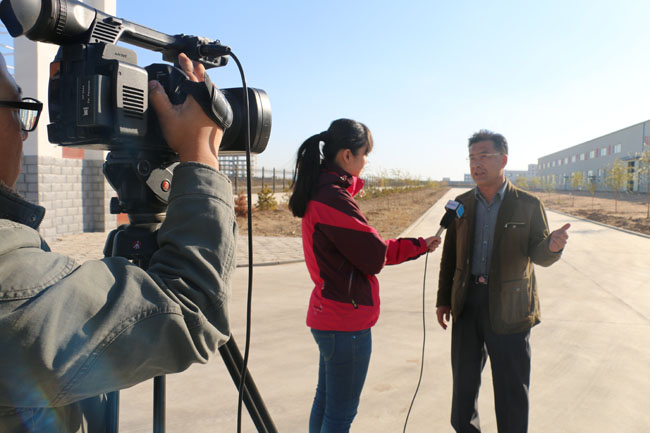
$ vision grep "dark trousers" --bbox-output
[450,282,531,433]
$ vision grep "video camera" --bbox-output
[0,0,272,218]
[0,0,272,154]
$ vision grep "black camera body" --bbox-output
[48,43,149,150]
[49,42,271,154]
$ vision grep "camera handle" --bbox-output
[101,152,277,433]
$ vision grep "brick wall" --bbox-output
[16,156,117,241]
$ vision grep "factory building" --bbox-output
[536,121,649,193]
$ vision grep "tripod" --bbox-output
[102,151,277,433]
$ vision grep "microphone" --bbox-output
[435,200,464,236]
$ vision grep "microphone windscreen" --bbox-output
[439,209,455,228]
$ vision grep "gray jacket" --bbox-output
[0,163,236,432]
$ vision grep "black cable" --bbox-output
[403,251,429,433]
[228,51,253,433]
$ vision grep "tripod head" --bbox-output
[101,150,177,267]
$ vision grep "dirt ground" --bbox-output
[536,190,650,235]
[238,187,650,238]
[237,187,450,238]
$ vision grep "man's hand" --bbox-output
[548,223,571,253]
[148,53,223,169]
[436,306,451,330]
[424,236,442,252]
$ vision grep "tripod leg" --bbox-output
[153,376,166,433]
[219,337,278,433]
[107,391,120,433]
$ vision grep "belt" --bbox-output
[471,274,488,285]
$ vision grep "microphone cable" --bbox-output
[402,250,429,433]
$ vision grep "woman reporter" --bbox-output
[289,118,440,433]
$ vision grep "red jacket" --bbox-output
[302,164,428,331]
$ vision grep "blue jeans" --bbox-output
[309,328,372,433]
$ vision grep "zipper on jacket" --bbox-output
[348,271,358,309]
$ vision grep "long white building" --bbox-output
[537,120,649,193]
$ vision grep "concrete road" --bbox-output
[117,188,650,432]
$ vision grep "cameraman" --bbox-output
[0,52,236,433]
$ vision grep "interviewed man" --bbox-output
[0,52,236,433]
[436,130,570,433]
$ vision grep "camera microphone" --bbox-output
[199,43,231,57]
[435,200,464,236]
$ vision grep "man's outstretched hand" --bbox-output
[549,223,571,253]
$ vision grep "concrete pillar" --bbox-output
[13,0,118,241]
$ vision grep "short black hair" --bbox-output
[468,129,508,155]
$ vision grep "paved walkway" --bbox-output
[48,191,299,266]
[48,230,304,266]
[48,189,650,432]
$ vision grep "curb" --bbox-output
[547,209,650,240]
[398,201,440,238]
[397,187,469,238]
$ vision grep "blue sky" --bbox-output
[7,0,650,180]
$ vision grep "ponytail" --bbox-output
[289,134,323,217]
[289,119,373,218]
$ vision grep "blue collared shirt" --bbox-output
[471,180,508,276]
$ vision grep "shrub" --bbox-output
[234,191,249,217]
[256,184,278,211]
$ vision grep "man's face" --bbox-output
[0,59,26,189]
[468,140,507,189]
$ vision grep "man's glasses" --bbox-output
[0,97,44,132]
[467,153,502,164]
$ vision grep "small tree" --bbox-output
[256,184,278,211]
[539,177,555,203]
[604,158,630,212]
[530,176,542,191]
[638,145,650,218]
[547,177,558,204]
[515,176,529,190]
[584,176,598,208]
[570,172,584,206]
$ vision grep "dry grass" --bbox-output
[536,190,650,235]
[237,187,450,238]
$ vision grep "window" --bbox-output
[564,157,569,165]
[580,153,586,161]
[614,144,622,153]
[552,161,556,167]
[571,155,576,163]
[601,147,608,156]
[589,150,596,159]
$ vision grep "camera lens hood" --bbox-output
[0,0,96,43]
